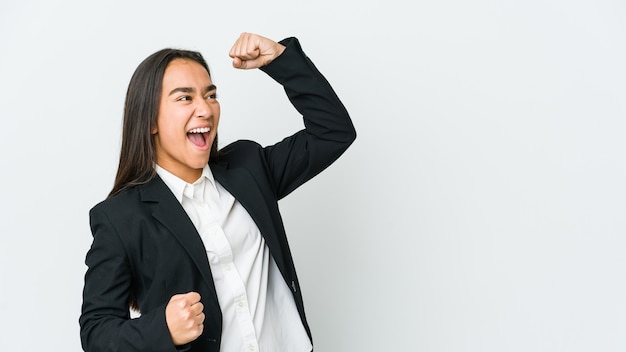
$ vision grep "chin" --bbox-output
[192,160,209,169]
[188,155,210,169]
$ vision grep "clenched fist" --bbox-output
[165,292,205,346]
[229,32,286,70]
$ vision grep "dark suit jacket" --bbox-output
[79,37,356,352]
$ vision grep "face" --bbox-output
[153,58,220,183]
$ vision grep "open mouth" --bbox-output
[187,127,211,148]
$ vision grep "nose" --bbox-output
[194,97,215,119]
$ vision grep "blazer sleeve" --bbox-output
[257,37,357,199]
[79,206,180,352]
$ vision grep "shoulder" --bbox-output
[220,139,262,154]
[215,139,265,167]
[91,186,140,212]
[89,181,157,226]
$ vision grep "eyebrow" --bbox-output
[168,84,217,96]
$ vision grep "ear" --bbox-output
[151,125,158,134]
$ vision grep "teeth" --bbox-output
[188,127,210,133]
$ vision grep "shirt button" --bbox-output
[248,344,256,351]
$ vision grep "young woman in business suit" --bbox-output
[79,32,356,352]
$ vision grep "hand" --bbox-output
[229,32,286,69]
[165,292,205,345]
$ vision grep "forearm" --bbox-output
[80,307,176,352]
[261,37,356,145]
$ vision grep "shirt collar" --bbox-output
[155,164,217,203]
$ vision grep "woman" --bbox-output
[80,32,356,352]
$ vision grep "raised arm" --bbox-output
[260,35,357,199]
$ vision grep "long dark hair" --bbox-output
[109,48,219,198]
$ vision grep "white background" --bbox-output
[1,0,625,351]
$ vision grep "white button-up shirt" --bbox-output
[156,165,311,352]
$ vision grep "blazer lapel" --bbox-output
[210,163,286,270]
[139,176,218,299]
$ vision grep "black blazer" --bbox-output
[80,37,356,352]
